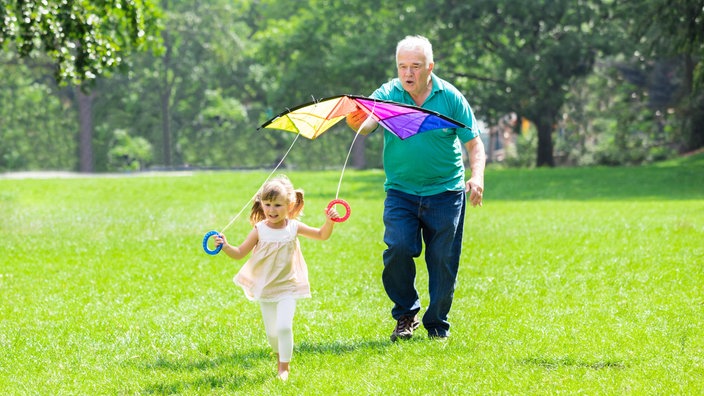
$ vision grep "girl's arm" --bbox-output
[215,227,259,260]
[297,207,339,241]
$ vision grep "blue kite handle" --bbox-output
[202,230,223,255]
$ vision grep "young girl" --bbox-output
[214,175,340,381]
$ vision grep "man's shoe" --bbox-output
[390,315,420,342]
[427,328,449,340]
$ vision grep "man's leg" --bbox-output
[421,190,466,338]
[383,189,423,340]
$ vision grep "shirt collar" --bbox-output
[392,73,441,104]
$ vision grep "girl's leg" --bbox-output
[259,301,279,353]
[276,298,297,371]
[259,298,297,380]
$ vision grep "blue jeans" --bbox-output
[382,189,466,337]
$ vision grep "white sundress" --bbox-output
[233,219,311,302]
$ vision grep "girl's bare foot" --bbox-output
[277,361,290,381]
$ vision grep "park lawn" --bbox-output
[0,158,702,395]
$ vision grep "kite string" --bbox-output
[218,133,301,234]
[334,102,378,200]
[335,131,361,200]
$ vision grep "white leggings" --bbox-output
[259,298,297,363]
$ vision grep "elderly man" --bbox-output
[347,35,486,341]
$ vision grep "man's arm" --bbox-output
[464,136,486,207]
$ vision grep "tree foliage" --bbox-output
[0,0,162,84]
[0,52,77,170]
[248,0,427,169]
[107,128,152,171]
[615,0,704,150]
[426,0,616,166]
[0,0,701,173]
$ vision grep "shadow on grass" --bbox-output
[136,338,391,393]
[296,338,391,355]
[137,349,272,394]
[142,372,269,394]
[520,356,627,370]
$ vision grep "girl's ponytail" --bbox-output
[288,190,305,220]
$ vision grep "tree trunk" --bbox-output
[76,86,94,173]
[160,86,172,167]
[535,115,555,167]
[351,133,367,169]
[160,29,173,167]
[681,54,704,150]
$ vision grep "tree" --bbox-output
[429,0,616,166]
[1,0,161,83]
[616,0,704,151]
[250,0,429,169]
[88,0,271,170]
[0,52,77,171]
[0,0,162,172]
[153,0,262,168]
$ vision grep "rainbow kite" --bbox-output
[259,94,469,139]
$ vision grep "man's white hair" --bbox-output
[396,35,434,66]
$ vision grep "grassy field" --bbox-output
[1,155,703,395]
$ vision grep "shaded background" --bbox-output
[1,0,702,172]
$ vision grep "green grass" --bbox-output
[1,157,703,395]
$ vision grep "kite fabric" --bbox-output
[259,94,469,140]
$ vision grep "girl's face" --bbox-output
[261,195,290,227]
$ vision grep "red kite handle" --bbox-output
[327,199,351,223]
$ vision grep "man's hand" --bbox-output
[346,108,377,135]
[466,179,484,207]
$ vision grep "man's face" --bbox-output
[396,47,433,97]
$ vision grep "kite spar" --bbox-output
[202,95,469,255]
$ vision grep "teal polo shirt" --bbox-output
[371,74,479,196]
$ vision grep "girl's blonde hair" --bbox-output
[249,175,304,225]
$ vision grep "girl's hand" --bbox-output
[214,233,227,247]
[325,206,340,221]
